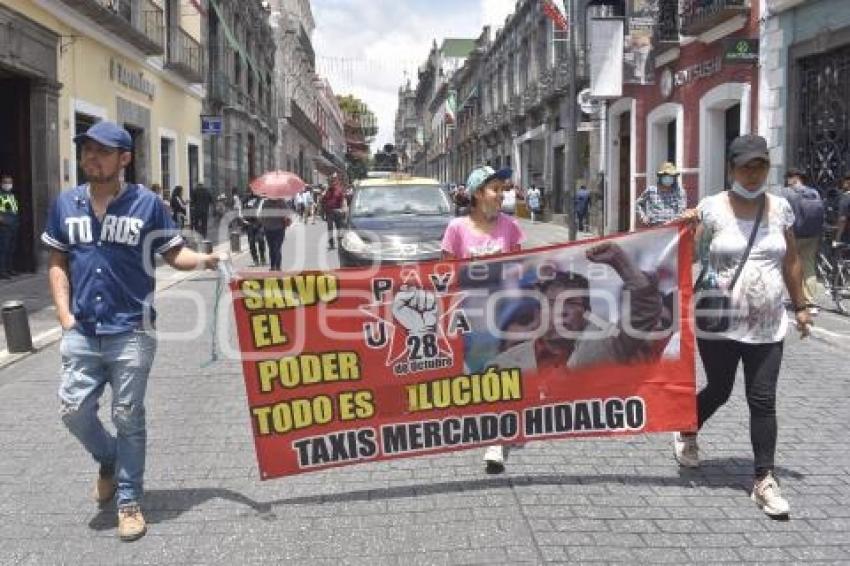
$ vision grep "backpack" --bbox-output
[787,186,825,238]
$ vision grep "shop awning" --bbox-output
[313,154,338,174]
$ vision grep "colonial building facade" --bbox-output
[400,0,600,224]
[1,0,206,271]
[604,0,760,233]
[205,0,276,195]
[271,0,323,184]
[759,0,850,193]
[314,77,347,183]
[394,80,417,172]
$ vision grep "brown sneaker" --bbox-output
[117,504,147,541]
[94,476,117,504]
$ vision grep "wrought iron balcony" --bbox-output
[680,0,750,37]
[538,68,556,99]
[59,0,164,54]
[166,27,204,84]
[555,62,571,93]
[523,82,540,110]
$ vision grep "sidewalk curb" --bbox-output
[0,240,246,371]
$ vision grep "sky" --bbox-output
[312,0,516,151]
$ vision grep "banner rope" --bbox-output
[201,259,233,368]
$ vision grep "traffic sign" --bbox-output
[201,115,223,135]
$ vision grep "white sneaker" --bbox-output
[483,444,507,474]
[673,432,699,468]
[751,472,790,517]
[808,306,819,315]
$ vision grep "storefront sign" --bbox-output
[230,226,697,479]
[109,59,156,100]
[724,38,759,64]
[201,115,223,135]
[674,56,723,87]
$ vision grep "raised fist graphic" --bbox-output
[392,285,439,334]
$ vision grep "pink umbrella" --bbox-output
[249,170,307,199]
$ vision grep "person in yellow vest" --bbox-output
[0,173,20,279]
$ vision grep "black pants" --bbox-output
[193,213,209,237]
[247,225,266,265]
[265,228,285,271]
[697,338,784,477]
[576,212,588,232]
[326,209,344,248]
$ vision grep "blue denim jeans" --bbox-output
[58,328,157,507]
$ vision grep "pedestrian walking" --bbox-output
[441,165,525,473]
[0,173,21,278]
[191,182,212,237]
[676,135,811,519]
[294,190,304,220]
[635,162,687,227]
[302,188,315,224]
[773,168,825,314]
[526,185,541,223]
[258,198,290,271]
[170,185,188,229]
[242,191,267,267]
[230,188,243,231]
[575,184,591,231]
[41,121,222,541]
[322,175,346,250]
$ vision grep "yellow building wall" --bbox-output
[181,0,203,41]
[1,0,203,191]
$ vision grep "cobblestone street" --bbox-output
[1,220,849,565]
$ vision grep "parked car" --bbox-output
[339,175,453,267]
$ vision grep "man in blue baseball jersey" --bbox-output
[42,121,223,542]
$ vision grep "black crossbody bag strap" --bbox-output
[728,196,766,292]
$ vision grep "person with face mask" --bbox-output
[0,173,20,278]
[441,165,524,260]
[676,135,810,519]
[635,162,688,227]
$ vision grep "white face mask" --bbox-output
[1,183,12,191]
[731,181,767,200]
[660,175,675,186]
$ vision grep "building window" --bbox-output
[236,132,243,187]
[160,137,174,192]
[188,143,199,192]
[646,102,683,181]
[698,83,750,197]
[666,120,677,164]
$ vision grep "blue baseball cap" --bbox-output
[73,121,133,151]
[466,165,512,193]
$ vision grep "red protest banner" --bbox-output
[230,224,696,479]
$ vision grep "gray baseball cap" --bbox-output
[728,135,769,167]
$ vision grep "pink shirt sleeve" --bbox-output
[440,219,461,256]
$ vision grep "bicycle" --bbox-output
[816,229,850,314]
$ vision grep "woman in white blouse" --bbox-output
[676,135,811,519]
